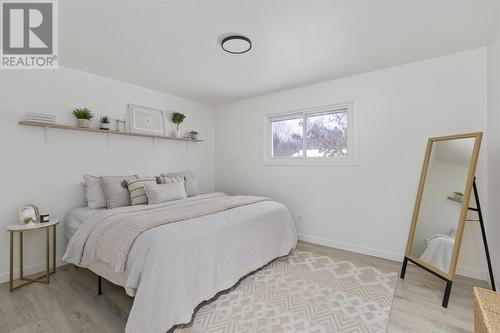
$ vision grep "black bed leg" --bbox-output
[98,276,102,295]
[442,280,452,308]
[400,257,408,279]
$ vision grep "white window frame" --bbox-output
[263,102,358,166]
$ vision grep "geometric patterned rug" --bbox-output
[173,249,398,333]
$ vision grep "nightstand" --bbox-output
[6,218,59,291]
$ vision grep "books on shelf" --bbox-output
[26,112,56,124]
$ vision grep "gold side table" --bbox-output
[6,218,59,292]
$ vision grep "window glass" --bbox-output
[271,117,303,158]
[305,110,348,157]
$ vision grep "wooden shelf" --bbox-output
[447,196,463,203]
[18,121,204,142]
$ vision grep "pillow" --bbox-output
[144,182,187,204]
[184,178,201,197]
[160,170,194,180]
[126,177,157,206]
[157,175,185,184]
[101,175,138,209]
[83,175,107,209]
[159,170,200,197]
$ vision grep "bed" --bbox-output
[64,207,104,241]
[63,192,297,333]
[419,234,455,273]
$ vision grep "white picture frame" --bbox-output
[127,104,166,136]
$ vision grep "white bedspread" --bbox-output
[419,234,455,273]
[63,193,297,333]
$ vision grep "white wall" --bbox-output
[214,48,489,280]
[486,1,500,289]
[0,67,215,282]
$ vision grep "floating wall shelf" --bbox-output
[446,196,463,203]
[18,121,204,142]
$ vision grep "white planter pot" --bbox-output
[191,134,198,140]
[77,119,90,128]
[100,123,110,130]
[174,130,181,138]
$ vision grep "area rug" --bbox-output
[173,249,398,333]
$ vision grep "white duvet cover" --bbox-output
[419,234,455,273]
[63,193,297,333]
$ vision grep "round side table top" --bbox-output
[6,218,60,231]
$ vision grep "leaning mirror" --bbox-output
[400,132,493,308]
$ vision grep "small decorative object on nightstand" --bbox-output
[18,203,39,225]
[6,218,59,292]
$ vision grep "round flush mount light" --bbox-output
[221,35,252,54]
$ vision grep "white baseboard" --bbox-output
[297,233,488,281]
[456,265,489,283]
[0,258,66,284]
[298,233,403,262]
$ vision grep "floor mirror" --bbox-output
[400,132,495,308]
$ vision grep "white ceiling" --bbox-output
[60,0,497,105]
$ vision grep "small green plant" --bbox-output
[23,216,34,224]
[189,130,199,139]
[73,107,94,120]
[171,112,186,130]
[99,116,111,124]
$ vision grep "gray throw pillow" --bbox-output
[83,175,107,209]
[101,175,138,209]
[157,175,185,184]
[144,182,187,204]
[160,170,194,180]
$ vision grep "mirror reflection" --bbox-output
[411,138,475,273]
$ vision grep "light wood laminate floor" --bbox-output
[0,241,489,332]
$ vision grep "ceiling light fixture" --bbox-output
[221,35,252,54]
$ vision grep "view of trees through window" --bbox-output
[271,109,348,158]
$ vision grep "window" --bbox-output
[264,103,356,166]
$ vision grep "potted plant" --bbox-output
[189,130,199,140]
[73,107,93,128]
[99,116,111,130]
[171,112,186,138]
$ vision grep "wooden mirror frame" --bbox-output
[404,132,482,281]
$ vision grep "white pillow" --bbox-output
[144,182,187,204]
[83,175,107,209]
[184,178,201,197]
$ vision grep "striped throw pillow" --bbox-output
[126,177,157,205]
[157,175,185,184]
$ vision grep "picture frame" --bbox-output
[18,204,39,225]
[127,104,166,136]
